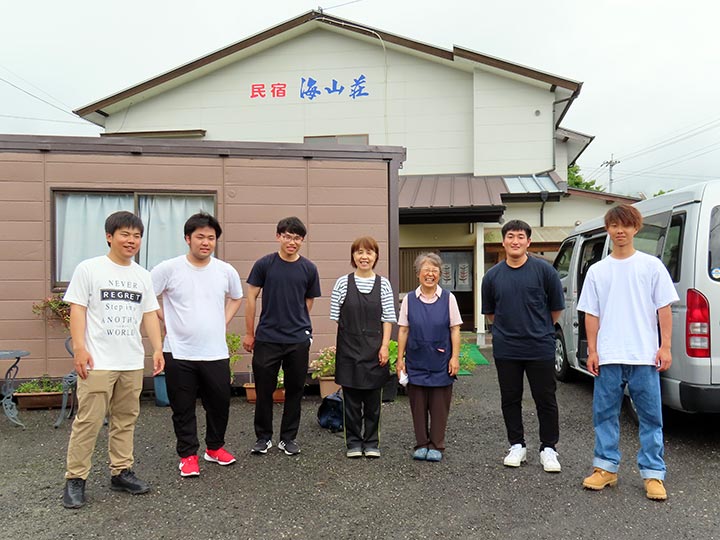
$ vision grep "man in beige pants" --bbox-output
[62,211,164,509]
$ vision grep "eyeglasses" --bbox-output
[420,267,440,275]
[280,233,304,243]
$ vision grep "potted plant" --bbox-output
[226,332,242,384]
[14,376,65,410]
[383,340,400,402]
[244,369,285,403]
[32,294,71,330]
[310,346,340,397]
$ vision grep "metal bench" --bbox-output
[54,337,78,428]
[1,350,30,428]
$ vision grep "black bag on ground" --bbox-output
[317,389,343,432]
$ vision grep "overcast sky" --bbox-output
[2,0,718,196]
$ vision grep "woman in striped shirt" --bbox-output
[330,236,397,458]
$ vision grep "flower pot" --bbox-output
[243,384,285,403]
[382,373,398,402]
[319,376,340,398]
[14,392,65,410]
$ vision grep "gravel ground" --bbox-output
[1,351,719,540]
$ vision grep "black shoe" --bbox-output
[278,439,300,455]
[62,478,86,509]
[250,439,272,455]
[110,469,150,495]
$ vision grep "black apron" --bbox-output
[335,274,389,390]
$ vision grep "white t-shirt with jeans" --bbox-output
[577,250,679,366]
[151,255,243,360]
[64,255,160,371]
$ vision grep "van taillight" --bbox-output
[686,289,710,357]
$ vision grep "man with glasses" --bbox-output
[243,217,321,456]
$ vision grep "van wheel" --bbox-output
[554,330,573,382]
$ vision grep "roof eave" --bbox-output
[75,11,583,122]
[399,206,505,224]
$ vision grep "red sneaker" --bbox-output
[204,447,237,466]
[179,455,200,477]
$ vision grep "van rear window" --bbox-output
[709,207,720,281]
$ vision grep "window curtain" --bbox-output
[138,195,215,270]
[55,193,133,282]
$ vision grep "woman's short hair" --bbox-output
[350,236,380,268]
[413,252,443,274]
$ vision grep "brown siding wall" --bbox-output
[0,139,402,381]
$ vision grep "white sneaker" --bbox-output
[539,447,561,473]
[503,444,527,467]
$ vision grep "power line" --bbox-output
[613,169,718,181]
[0,75,81,120]
[0,113,93,125]
[617,114,720,162]
[613,141,720,184]
[0,63,72,110]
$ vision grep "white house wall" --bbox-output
[105,29,474,175]
[104,28,564,177]
[554,141,569,181]
[504,198,616,228]
[473,70,555,176]
[400,223,475,248]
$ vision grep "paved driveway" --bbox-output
[1,352,719,539]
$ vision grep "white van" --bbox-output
[553,180,720,414]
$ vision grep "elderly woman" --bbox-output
[396,252,462,462]
[330,236,397,458]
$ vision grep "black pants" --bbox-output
[495,358,559,450]
[163,353,231,458]
[252,340,310,442]
[342,386,382,450]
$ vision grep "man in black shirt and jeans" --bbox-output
[243,217,321,456]
[481,220,565,472]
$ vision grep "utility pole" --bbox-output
[602,154,621,193]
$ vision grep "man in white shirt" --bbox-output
[63,211,164,509]
[152,212,243,477]
[578,204,679,501]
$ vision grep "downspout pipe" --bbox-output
[539,190,549,227]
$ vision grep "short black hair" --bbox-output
[501,219,532,239]
[105,211,144,237]
[184,212,222,239]
[276,216,307,238]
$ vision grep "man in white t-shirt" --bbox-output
[578,204,679,501]
[152,212,243,477]
[62,211,164,509]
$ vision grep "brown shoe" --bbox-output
[644,479,667,500]
[582,468,618,490]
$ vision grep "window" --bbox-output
[634,211,672,258]
[53,191,215,286]
[662,214,684,282]
[708,206,720,281]
[578,237,606,292]
[553,239,575,279]
[304,134,369,145]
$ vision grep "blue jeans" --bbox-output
[592,364,665,480]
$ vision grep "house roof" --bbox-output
[74,10,583,129]
[565,187,640,204]
[399,174,506,224]
[555,127,594,165]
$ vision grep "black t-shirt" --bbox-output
[481,255,564,360]
[247,253,322,344]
